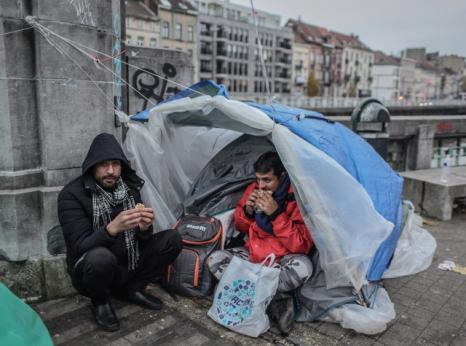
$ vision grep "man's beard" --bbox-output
[97,175,119,190]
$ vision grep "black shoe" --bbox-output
[267,295,295,335]
[91,301,120,332]
[127,290,163,310]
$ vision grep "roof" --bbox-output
[330,30,371,51]
[287,19,332,46]
[156,0,197,14]
[374,51,401,66]
[416,60,438,72]
[125,0,158,19]
[287,19,371,51]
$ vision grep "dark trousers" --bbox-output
[71,229,182,304]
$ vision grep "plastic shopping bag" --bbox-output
[208,254,280,337]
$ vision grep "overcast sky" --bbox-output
[234,0,466,57]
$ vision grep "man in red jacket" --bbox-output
[208,151,314,334]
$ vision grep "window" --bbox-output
[187,25,194,42]
[126,35,132,45]
[137,36,144,47]
[149,21,157,32]
[137,20,143,29]
[149,38,157,48]
[162,21,169,38]
[175,23,182,40]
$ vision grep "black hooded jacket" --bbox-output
[57,133,151,271]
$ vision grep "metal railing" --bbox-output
[251,95,466,109]
[431,146,466,168]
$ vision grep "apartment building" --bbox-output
[196,0,293,97]
[287,19,330,96]
[126,0,198,80]
[157,0,199,80]
[333,32,374,98]
[126,0,160,48]
[287,19,373,98]
[402,48,465,101]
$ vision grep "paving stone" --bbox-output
[30,213,466,346]
[316,321,349,339]
[391,292,418,307]
[397,286,426,300]
[434,312,465,330]
[398,308,434,330]
[340,332,375,346]
[419,320,460,346]
[377,323,421,346]
[403,280,433,293]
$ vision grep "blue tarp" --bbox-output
[131,81,404,282]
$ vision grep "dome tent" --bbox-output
[120,80,435,334]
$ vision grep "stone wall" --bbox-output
[0,0,117,264]
[0,1,194,300]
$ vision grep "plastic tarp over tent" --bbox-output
[124,81,396,290]
[120,80,436,334]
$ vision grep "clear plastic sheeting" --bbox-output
[383,201,437,279]
[122,119,241,231]
[272,126,393,290]
[321,286,395,335]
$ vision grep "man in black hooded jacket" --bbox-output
[58,133,182,331]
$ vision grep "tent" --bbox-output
[119,80,436,334]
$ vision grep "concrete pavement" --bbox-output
[33,212,466,346]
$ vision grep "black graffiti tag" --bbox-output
[132,63,181,111]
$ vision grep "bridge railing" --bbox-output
[431,146,466,168]
[250,95,466,109]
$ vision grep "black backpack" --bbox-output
[164,214,222,297]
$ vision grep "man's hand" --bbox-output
[106,208,154,236]
[245,189,260,216]
[138,208,155,231]
[255,191,279,216]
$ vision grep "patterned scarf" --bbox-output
[92,177,139,271]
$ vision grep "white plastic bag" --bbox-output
[383,201,437,279]
[320,286,395,335]
[208,254,280,337]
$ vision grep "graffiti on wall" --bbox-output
[132,63,181,111]
[437,121,455,133]
[68,0,95,26]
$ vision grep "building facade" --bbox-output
[126,0,160,48]
[372,51,416,102]
[372,51,401,101]
[402,48,465,101]
[196,0,293,97]
[335,34,373,98]
[287,19,373,98]
[126,0,198,80]
[157,0,199,81]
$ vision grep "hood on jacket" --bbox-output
[81,133,144,189]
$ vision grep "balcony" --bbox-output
[276,40,292,50]
[216,48,227,57]
[200,30,212,37]
[217,30,228,40]
[216,67,228,75]
[200,48,212,55]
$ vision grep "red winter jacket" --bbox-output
[234,182,313,263]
